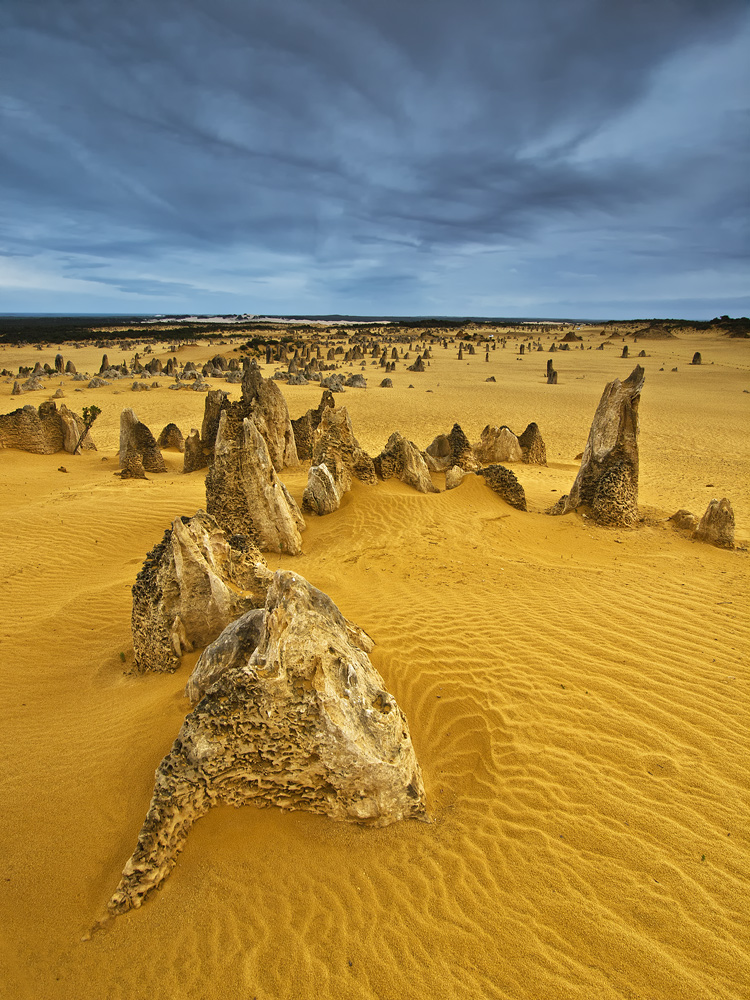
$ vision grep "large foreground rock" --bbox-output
[0,401,96,454]
[109,570,426,914]
[206,410,305,553]
[549,366,644,526]
[131,510,272,673]
[374,431,439,493]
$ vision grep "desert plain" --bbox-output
[0,323,748,1000]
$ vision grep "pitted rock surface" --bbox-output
[157,423,185,451]
[478,465,527,510]
[109,570,426,915]
[517,423,547,465]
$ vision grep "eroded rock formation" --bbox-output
[157,423,185,451]
[478,465,527,510]
[374,432,439,494]
[206,410,305,554]
[291,390,335,460]
[131,510,272,673]
[425,423,479,472]
[119,409,166,473]
[473,425,522,464]
[518,423,547,465]
[548,366,644,526]
[0,401,96,454]
[694,498,735,548]
[109,570,426,915]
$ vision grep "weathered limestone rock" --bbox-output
[109,570,426,914]
[206,410,305,554]
[345,373,367,388]
[445,465,465,490]
[374,432,439,493]
[425,423,478,472]
[473,425,522,464]
[157,423,185,451]
[239,362,299,471]
[131,510,272,673]
[0,401,96,454]
[119,409,166,473]
[518,422,547,465]
[184,608,266,704]
[478,465,527,510]
[182,429,208,473]
[117,451,147,479]
[549,366,643,526]
[302,463,342,515]
[668,509,699,532]
[407,355,425,372]
[380,378,393,388]
[291,390,335,460]
[691,352,702,365]
[693,498,735,548]
[311,406,377,487]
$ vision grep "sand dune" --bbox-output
[0,329,748,999]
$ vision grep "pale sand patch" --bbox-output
[0,329,748,999]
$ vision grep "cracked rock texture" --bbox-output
[374,432,439,494]
[206,411,305,554]
[131,510,272,673]
[109,570,426,915]
[549,366,643,526]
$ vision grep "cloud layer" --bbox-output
[1,0,748,317]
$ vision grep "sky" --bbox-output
[0,0,748,319]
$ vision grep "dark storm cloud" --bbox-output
[0,0,747,315]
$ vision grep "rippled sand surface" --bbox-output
[1,330,748,999]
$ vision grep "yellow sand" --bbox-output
[0,330,748,1000]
